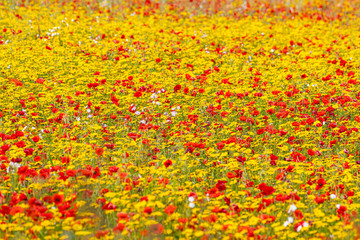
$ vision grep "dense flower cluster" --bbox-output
[1,0,360,239]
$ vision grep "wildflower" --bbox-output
[164,205,176,215]
[288,204,297,213]
[164,159,172,168]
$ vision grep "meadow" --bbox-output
[1,0,360,239]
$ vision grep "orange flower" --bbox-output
[164,205,176,215]
[149,224,164,235]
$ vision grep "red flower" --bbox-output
[164,159,172,168]
[337,206,347,215]
[216,142,225,150]
[155,58,162,63]
[52,194,64,206]
[113,223,125,233]
[347,190,354,197]
[258,183,275,196]
[32,136,40,142]
[226,172,236,179]
[17,165,29,176]
[314,196,325,204]
[316,178,326,190]
[216,180,227,191]
[174,85,181,92]
[164,205,176,215]
[95,148,104,156]
[35,78,45,84]
[294,210,303,219]
[143,207,152,214]
[257,129,265,135]
[66,169,77,177]
[134,91,142,98]
[307,149,316,156]
[102,202,117,210]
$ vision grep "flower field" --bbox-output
[1,0,360,239]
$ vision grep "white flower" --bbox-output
[135,111,141,115]
[296,225,302,232]
[171,111,177,117]
[330,194,336,199]
[7,162,21,174]
[189,202,195,208]
[188,197,195,202]
[283,221,289,227]
[336,204,340,209]
[87,109,91,113]
[287,217,294,224]
[87,114,93,118]
[303,222,309,227]
[288,204,297,213]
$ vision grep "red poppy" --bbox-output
[226,172,236,179]
[216,142,225,150]
[155,58,162,63]
[35,78,45,84]
[216,180,227,191]
[337,206,347,215]
[113,223,125,232]
[164,205,176,215]
[66,169,77,177]
[117,212,129,221]
[52,194,64,205]
[307,149,316,156]
[95,148,104,156]
[143,207,152,214]
[258,183,276,196]
[257,129,265,135]
[134,91,142,98]
[164,159,172,168]
[32,136,40,142]
[174,85,181,92]
[315,178,326,190]
[314,196,325,204]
